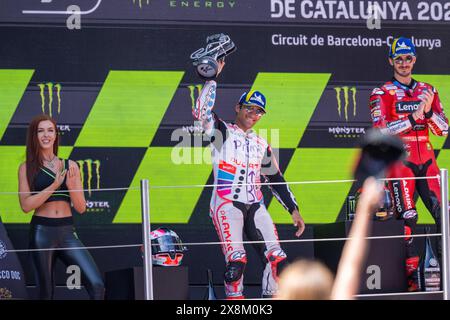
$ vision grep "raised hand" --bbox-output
[217,59,225,76]
[413,101,425,121]
[65,161,81,190]
[53,166,67,189]
[67,160,78,179]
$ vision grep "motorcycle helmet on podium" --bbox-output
[142,227,187,266]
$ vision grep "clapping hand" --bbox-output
[52,160,67,189]
[66,161,81,190]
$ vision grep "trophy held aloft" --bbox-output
[190,33,237,80]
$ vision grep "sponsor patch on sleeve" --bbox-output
[371,88,385,96]
[370,98,380,107]
[371,109,382,117]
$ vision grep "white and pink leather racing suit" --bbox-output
[193,80,299,298]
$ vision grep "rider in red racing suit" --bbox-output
[369,37,448,291]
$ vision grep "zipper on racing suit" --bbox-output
[245,135,250,203]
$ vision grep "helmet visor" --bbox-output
[151,235,184,254]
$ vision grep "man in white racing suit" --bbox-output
[193,61,305,299]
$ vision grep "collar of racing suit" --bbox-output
[230,122,256,137]
[392,77,417,92]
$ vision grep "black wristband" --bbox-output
[424,109,434,119]
[289,205,299,214]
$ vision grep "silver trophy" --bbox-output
[190,33,237,80]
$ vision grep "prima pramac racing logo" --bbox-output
[77,159,110,212]
[38,82,62,118]
[329,86,365,138]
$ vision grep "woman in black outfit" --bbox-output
[18,114,104,300]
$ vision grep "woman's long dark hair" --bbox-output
[26,115,59,191]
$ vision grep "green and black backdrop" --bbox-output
[1,0,449,295]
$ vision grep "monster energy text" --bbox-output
[169,1,236,8]
[329,86,365,138]
[328,127,365,135]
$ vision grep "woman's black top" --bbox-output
[33,159,71,203]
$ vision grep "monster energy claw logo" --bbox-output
[77,159,101,196]
[132,0,150,8]
[188,84,203,112]
[38,82,62,117]
[334,86,357,121]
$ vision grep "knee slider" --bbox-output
[224,261,246,284]
[275,257,289,277]
[225,251,247,283]
[267,249,287,263]
[267,249,287,276]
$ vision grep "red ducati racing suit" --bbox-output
[369,78,448,290]
[194,80,299,298]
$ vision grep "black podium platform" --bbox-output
[105,266,189,300]
[314,219,407,294]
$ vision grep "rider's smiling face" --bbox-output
[235,104,264,131]
[390,54,416,78]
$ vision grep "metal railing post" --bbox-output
[141,179,153,300]
[440,169,449,300]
